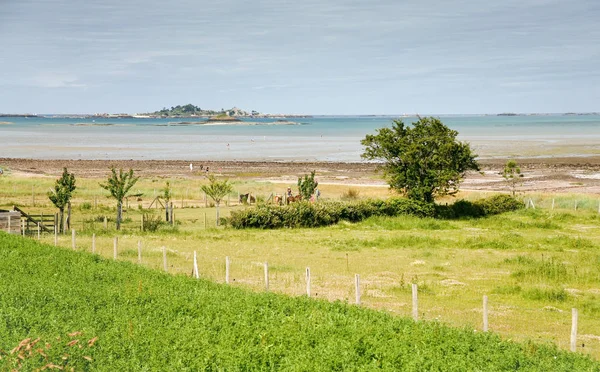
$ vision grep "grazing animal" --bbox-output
[274,195,283,205]
[239,193,256,204]
[286,195,302,204]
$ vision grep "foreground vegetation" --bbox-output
[1,234,599,370]
[2,173,600,360]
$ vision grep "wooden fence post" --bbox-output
[193,251,199,279]
[225,256,230,284]
[306,267,311,297]
[103,216,107,230]
[71,229,76,250]
[412,283,418,321]
[22,219,25,236]
[163,247,168,272]
[204,192,207,208]
[204,213,207,229]
[92,234,96,254]
[54,225,58,246]
[483,295,489,332]
[552,198,555,210]
[140,215,144,232]
[355,274,361,305]
[571,308,578,352]
[37,223,40,240]
[113,237,118,259]
[264,262,269,291]
[575,201,578,211]
[137,240,142,263]
[7,214,10,233]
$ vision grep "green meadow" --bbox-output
[2,173,600,364]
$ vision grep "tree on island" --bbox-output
[201,175,233,226]
[502,160,524,196]
[100,168,140,230]
[361,117,479,203]
[48,167,76,233]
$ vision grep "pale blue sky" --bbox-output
[1,0,598,114]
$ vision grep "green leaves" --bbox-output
[99,168,140,230]
[297,171,318,200]
[201,175,233,205]
[47,167,76,210]
[362,117,479,203]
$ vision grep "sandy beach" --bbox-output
[3,156,600,195]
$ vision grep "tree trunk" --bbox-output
[116,200,122,230]
[66,202,72,230]
[59,208,64,234]
[216,202,220,226]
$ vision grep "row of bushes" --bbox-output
[228,195,523,229]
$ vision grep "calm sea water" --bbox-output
[1,115,599,161]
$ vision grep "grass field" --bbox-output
[1,234,599,370]
[2,174,600,361]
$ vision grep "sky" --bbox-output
[0,0,598,115]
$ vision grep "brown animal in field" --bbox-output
[274,195,283,205]
[286,195,302,204]
[239,193,256,204]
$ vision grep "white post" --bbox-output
[163,247,168,272]
[71,229,76,250]
[113,237,118,259]
[22,219,25,236]
[306,267,311,297]
[571,308,578,352]
[355,274,361,305]
[264,262,269,291]
[412,283,418,321]
[92,234,96,254]
[137,240,142,263]
[7,214,10,233]
[103,216,107,230]
[193,251,199,279]
[54,225,58,246]
[483,295,489,332]
[140,215,144,232]
[37,223,40,240]
[552,198,555,210]
[225,256,230,284]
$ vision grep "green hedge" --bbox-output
[229,195,523,229]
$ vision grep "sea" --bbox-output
[1,115,599,162]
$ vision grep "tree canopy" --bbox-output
[201,175,233,225]
[100,168,140,230]
[48,167,77,233]
[361,117,479,203]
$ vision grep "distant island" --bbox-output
[135,104,311,119]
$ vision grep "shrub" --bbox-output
[341,188,360,200]
[229,198,433,229]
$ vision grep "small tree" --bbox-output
[201,175,233,226]
[162,181,172,221]
[502,160,523,196]
[361,117,479,203]
[100,168,140,230]
[48,167,76,233]
[297,171,318,200]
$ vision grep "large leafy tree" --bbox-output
[48,167,76,233]
[201,175,233,226]
[100,168,140,230]
[361,117,479,203]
